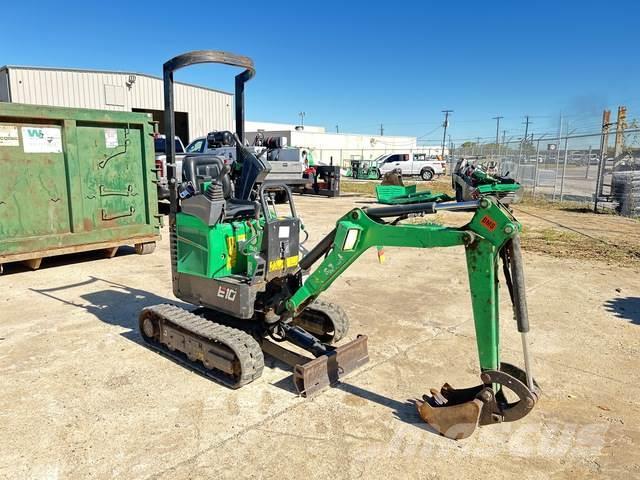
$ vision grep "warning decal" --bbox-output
[480,215,497,231]
[105,128,119,148]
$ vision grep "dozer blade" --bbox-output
[416,363,540,440]
[293,335,369,397]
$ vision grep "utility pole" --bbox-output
[298,111,306,126]
[441,110,453,160]
[492,116,503,160]
[552,113,563,199]
[518,115,532,166]
[614,105,627,158]
[523,115,531,142]
[594,109,612,211]
[379,124,384,136]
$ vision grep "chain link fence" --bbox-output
[451,128,640,217]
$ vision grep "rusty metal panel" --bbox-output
[0,102,160,264]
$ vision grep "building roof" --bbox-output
[0,64,232,96]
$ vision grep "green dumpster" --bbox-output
[0,103,161,272]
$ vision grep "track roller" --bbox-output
[139,304,264,388]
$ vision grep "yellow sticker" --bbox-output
[286,255,299,268]
[269,258,284,271]
[226,236,237,269]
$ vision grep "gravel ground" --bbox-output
[1,194,639,479]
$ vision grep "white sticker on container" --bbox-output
[105,128,119,148]
[22,127,62,153]
[278,226,290,238]
[0,126,19,146]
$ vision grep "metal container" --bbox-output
[0,103,161,272]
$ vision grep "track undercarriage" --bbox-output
[139,299,368,396]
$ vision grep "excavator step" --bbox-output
[139,304,264,388]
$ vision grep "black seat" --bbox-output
[181,155,259,221]
[182,155,232,197]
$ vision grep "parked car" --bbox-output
[376,153,446,180]
[185,136,212,154]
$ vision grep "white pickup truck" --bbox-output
[376,153,446,180]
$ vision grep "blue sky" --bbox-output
[4,0,639,144]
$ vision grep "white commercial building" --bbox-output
[0,65,446,162]
[0,65,233,144]
[246,121,445,166]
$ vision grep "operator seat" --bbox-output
[181,155,259,222]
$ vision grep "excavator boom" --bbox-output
[284,197,540,439]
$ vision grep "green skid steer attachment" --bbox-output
[376,184,455,205]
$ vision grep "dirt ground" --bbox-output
[1,194,639,479]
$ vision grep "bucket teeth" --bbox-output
[416,387,484,440]
[416,363,540,440]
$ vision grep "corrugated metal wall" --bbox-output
[5,67,233,140]
[0,69,9,102]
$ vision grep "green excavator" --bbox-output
[139,50,539,440]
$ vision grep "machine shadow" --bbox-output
[270,376,438,434]
[32,277,444,432]
[338,383,438,434]
[30,276,315,382]
[30,276,191,345]
[604,296,640,325]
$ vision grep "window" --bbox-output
[186,139,204,153]
[387,154,408,163]
[154,137,185,153]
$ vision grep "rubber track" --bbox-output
[294,299,350,344]
[140,304,264,388]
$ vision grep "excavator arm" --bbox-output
[286,197,540,439]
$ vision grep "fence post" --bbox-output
[585,146,592,180]
[533,139,541,197]
[559,134,570,201]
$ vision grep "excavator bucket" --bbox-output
[416,363,540,440]
[293,335,369,397]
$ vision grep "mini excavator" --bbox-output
[140,51,540,440]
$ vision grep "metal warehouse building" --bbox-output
[0,65,233,144]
